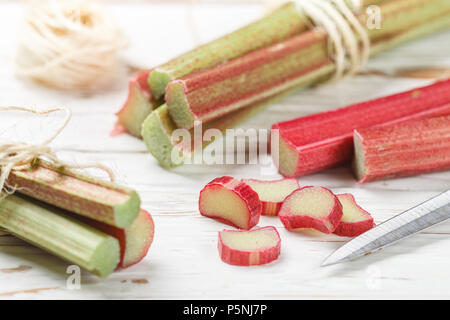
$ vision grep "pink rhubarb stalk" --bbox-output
[8,160,140,228]
[199,176,262,230]
[353,114,450,183]
[272,80,450,177]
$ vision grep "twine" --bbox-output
[0,106,115,199]
[292,0,370,79]
[15,0,127,90]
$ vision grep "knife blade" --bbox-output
[321,189,450,267]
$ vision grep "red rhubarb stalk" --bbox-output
[353,115,450,183]
[333,194,375,237]
[272,80,450,177]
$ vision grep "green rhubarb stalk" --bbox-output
[165,0,450,129]
[0,194,120,278]
[142,66,333,168]
[7,160,140,228]
[148,2,308,99]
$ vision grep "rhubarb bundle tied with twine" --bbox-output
[0,106,115,199]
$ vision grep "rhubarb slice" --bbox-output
[278,186,343,234]
[84,209,155,268]
[8,160,140,228]
[199,176,261,230]
[242,178,299,216]
[218,226,281,266]
[0,194,120,278]
[333,194,375,237]
[272,80,450,177]
[148,2,307,99]
[353,115,450,183]
[116,70,162,138]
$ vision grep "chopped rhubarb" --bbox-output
[218,226,281,266]
[116,70,162,138]
[199,176,261,230]
[242,178,299,216]
[333,194,375,237]
[278,186,343,234]
[272,80,450,177]
[85,209,155,268]
[148,2,307,99]
[8,160,141,228]
[353,115,450,183]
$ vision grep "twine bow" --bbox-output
[0,106,115,198]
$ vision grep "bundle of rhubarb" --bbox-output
[199,176,374,266]
[0,160,154,278]
[272,79,450,179]
[116,0,450,167]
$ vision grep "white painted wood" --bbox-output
[0,1,449,299]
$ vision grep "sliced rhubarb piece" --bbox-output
[166,31,331,129]
[84,209,155,268]
[272,80,450,177]
[148,2,307,99]
[218,226,281,266]
[353,115,450,183]
[116,70,162,138]
[278,186,343,234]
[0,194,120,278]
[8,160,141,228]
[333,194,375,237]
[199,176,261,230]
[242,178,299,216]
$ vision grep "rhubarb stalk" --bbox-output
[148,2,308,99]
[272,80,450,177]
[165,0,450,129]
[0,194,120,278]
[83,209,155,268]
[7,160,141,228]
[116,70,162,137]
[353,115,450,183]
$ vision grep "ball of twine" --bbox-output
[15,0,127,90]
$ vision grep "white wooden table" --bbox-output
[0,1,449,299]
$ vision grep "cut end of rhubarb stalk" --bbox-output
[166,80,196,129]
[199,176,261,230]
[272,127,300,178]
[333,194,374,237]
[91,236,121,278]
[278,186,343,234]
[218,226,281,266]
[141,104,187,168]
[117,70,161,138]
[353,131,367,182]
[242,178,299,216]
[149,69,172,100]
[122,209,155,268]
